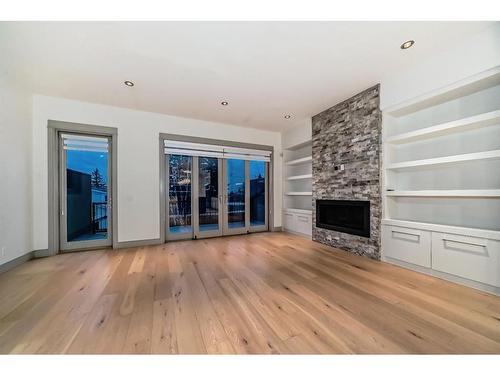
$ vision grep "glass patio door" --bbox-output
[223,159,248,235]
[222,159,269,235]
[59,133,112,251]
[167,154,193,240]
[194,157,223,239]
[164,139,270,241]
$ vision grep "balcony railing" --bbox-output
[92,202,107,233]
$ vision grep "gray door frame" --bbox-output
[159,133,274,243]
[58,133,113,251]
[48,121,118,256]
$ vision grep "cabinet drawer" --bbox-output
[382,225,431,267]
[295,214,312,236]
[432,232,500,287]
[283,212,295,230]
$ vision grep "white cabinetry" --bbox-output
[381,225,431,267]
[282,124,313,237]
[282,209,312,237]
[381,66,500,295]
[432,232,500,288]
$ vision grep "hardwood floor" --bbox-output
[1,232,500,354]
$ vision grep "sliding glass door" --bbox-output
[164,140,270,241]
[59,133,112,251]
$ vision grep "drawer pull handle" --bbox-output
[298,216,309,222]
[391,230,420,243]
[443,239,488,256]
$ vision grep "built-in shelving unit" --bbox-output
[282,133,313,237]
[381,66,500,295]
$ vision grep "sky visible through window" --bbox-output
[66,150,108,184]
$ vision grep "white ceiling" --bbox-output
[0,21,494,132]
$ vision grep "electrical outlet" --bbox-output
[0,246,5,259]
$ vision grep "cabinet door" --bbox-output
[295,214,312,236]
[382,225,431,267]
[432,232,500,287]
[283,212,295,231]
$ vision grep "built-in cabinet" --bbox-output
[282,127,313,237]
[381,66,500,294]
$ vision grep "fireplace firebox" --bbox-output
[316,199,370,238]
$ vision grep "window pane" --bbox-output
[250,160,266,227]
[227,159,245,228]
[66,143,108,242]
[169,155,192,234]
[199,157,219,231]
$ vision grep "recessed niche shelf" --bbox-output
[386,110,500,144]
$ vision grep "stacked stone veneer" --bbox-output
[312,85,382,260]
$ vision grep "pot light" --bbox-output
[284,115,291,119]
[221,101,229,106]
[400,40,415,50]
[124,80,134,87]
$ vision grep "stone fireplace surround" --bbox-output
[311,85,382,260]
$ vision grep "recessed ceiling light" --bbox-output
[221,101,229,106]
[124,80,134,87]
[400,40,415,50]
[284,115,291,119]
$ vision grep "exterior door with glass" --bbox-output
[222,159,268,235]
[164,140,270,241]
[59,133,112,251]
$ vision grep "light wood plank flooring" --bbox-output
[1,232,500,354]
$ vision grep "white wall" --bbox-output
[380,23,500,110]
[281,120,312,150]
[0,79,33,265]
[32,95,282,250]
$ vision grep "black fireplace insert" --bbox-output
[316,199,370,238]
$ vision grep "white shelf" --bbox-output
[385,66,500,116]
[385,189,500,197]
[381,219,500,241]
[285,191,313,196]
[386,150,500,170]
[285,156,312,166]
[286,174,312,181]
[283,208,312,215]
[284,140,312,151]
[386,110,500,144]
